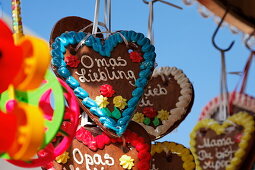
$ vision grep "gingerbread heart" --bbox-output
[50,17,156,137]
[199,92,255,169]
[151,142,196,170]
[190,112,255,170]
[132,67,194,140]
[45,122,151,170]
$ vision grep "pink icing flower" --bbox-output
[64,55,80,68]
[142,107,157,118]
[129,51,143,63]
[100,84,115,97]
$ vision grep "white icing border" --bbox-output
[137,67,193,137]
[200,92,255,120]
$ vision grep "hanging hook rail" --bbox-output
[212,9,235,52]
[143,0,182,10]
[245,30,255,52]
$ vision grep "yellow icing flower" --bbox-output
[56,152,70,164]
[95,95,109,108]
[113,96,127,110]
[157,109,170,121]
[119,155,134,169]
[132,112,144,123]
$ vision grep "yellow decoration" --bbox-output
[151,142,196,170]
[8,102,45,161]
[157,109,170,121]
[95,95,109,108]
[119,155,135,170]
[132,112,144,123]
[13,36,51,91]
[56,152,70,164]
[190,112,255,170]
[113,96,127,110]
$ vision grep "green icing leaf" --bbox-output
[153,117,160,126]
[112,107,121,119]
[101,108,112,117]
[143,117,151,125]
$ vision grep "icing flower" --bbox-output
[235,133,242,143]
[100,84,115,97]
[95,95,109,108]
[132,112,145,123]
[157,109,170,121]
[142,107,157,118]
[55,152,70,164]
[153,117,160,126]
[113,96,127,110]
[143,117,151,125]
[64,55,80,68]
[129,51,143,63]
[119,155,135,169]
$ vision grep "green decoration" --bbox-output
[0,70,65,152]
[153,117,160,126]
[112,107,121,119]
[102,108,112,117]
[143,117,151,125]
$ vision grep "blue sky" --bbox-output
[1,0,254,163]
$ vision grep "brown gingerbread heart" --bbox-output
[132,67,194,140]
[50,17,156,137]
[199,92,255,169]
[190,112,255,170]
[44,122,151,170]
[151,142,196,170]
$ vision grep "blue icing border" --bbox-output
[51,31,156,136]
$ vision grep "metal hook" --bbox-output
[143,0,182,10]
[245,30,255,52]
[212,9,235,52]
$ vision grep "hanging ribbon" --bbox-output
[239,52,255,93]
[228,51,255,114]
[147,1,154,45]
[144,0,182,45]
[104,0,111,33]
[218,51,229,121]
[92,0,100,35]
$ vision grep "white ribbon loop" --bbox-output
[92,0,100,35]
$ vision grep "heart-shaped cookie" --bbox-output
[132,67,194,140]
[190,112,255,170]
[199,92,255,169]
[50,17,156,137]
[151,142,196,170]
[44,122,151,170]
